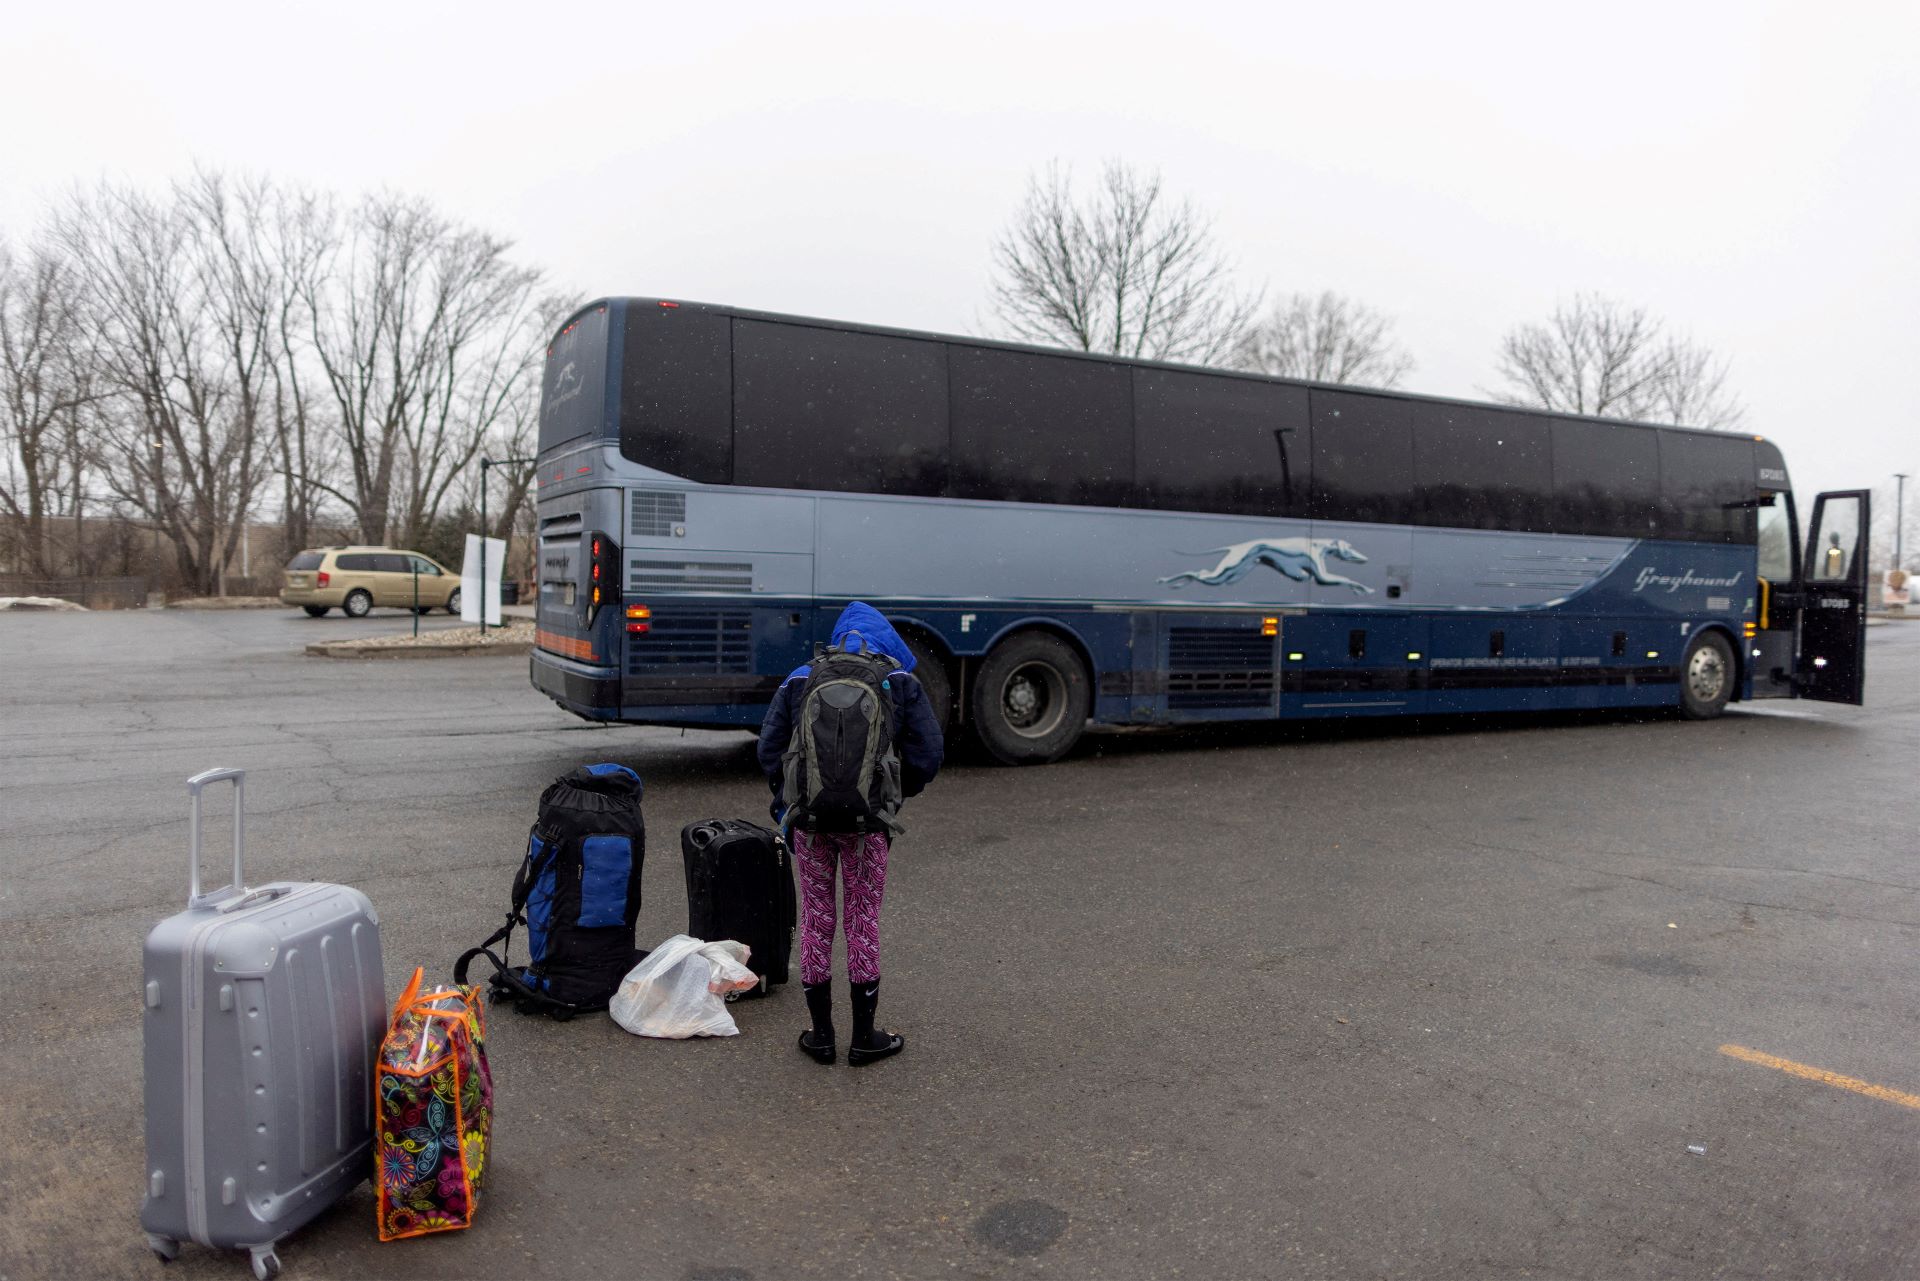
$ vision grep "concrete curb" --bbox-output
[304,639,533,659]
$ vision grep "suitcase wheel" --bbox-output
[144,1232,179,1264]
[249,1246,282,1280]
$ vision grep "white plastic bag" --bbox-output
[610,934,760,1038]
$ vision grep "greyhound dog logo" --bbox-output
[1160,537,1373,594]
[542,361,585,422]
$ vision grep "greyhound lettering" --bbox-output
[1159,537,1373,594]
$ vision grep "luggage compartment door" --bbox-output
[1795,489,1869,705]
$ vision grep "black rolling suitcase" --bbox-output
[680,819,796,995]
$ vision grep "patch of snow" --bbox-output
[0,596,88,612]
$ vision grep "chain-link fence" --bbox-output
[0,575,150,609]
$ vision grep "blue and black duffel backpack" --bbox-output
[456,763,645,1019]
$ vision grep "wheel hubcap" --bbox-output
[1001,662,1067,739]
[1688,645,1726,702]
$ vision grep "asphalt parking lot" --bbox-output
[1,608,1916,1280]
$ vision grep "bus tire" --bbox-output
[898,631,954,731]
[343,589,372,619]
[1679,630,1734,720]
[971,631,1090,765]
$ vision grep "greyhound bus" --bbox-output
[529,297,1869,763]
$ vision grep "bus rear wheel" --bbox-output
[1679,630,1734,720]
[971,632,1090,765]
[898,631,954,731]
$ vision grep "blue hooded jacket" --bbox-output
[756,602,945,819]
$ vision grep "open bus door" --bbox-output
[1793,489,1871,705]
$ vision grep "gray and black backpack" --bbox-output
[781,634,905,833]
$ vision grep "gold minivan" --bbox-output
[281,547,462,618]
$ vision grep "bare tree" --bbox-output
[468,290,582,542]
[1492,293,1744,430]
[224,177,339,556]
[1232,290,1412,388]
[1869,475,1917,579]
[988,161,1259,364]
[1648,335,1744,432]
[53,179,276,595]
[302,193,546,546]
[0,237,95,575]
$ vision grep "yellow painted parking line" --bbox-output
[1720,1044,1920,1111]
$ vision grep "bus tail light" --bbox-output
[625,603,651,635]
[586,532,620,619]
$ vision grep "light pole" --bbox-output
[478,455,535,635]
[1895,472,1908,570]
[149,437,164,602]
[1895,472,1910,615]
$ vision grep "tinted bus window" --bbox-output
[1756,496,1794,582]
[1134,370,1308,517]
[335,553,378,571]
[1551,420,1661,538]
[620,306,732,484]
[1659,432,1755,543]
[1309,390,1415,525]
[949,346,1132,507]
[733,321,949,496]
[539,305,609,453]
[1414,406,1552,531]
[287,552,323,570]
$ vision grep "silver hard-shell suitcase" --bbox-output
[141,768,386,1279]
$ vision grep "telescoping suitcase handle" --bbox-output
[187,766,247,906]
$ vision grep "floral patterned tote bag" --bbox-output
[376,968,493,1241]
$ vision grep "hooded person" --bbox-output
[757,602,945,1066]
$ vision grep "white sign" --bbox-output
[460,534,507,625]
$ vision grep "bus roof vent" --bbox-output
[630,489,688,538]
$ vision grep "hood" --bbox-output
[830,601,915,672]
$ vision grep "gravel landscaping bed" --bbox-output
[168,596,286,609]
[305,619,534,658]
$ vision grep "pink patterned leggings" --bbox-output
[792,830,891,985]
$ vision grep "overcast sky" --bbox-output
[4,0,1914,517]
